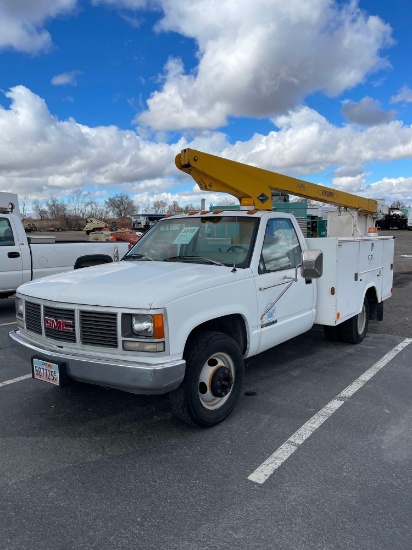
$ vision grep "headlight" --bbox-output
[15,297,24,318]
[132,314,154,337]
[130,313,165,339]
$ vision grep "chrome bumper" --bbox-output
[9,330,186,395]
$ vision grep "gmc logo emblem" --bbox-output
[44,317,74,332]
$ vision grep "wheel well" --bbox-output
[186,314,248,355]
[74,254,113,269]
[365,286,382,320]
[366,286,378,305]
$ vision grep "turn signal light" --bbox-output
[153,314,165,339]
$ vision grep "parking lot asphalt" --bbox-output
[1,229,411,550]
[1,309,412,549]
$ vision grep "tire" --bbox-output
[340,297,369,344]
[323,324,342,342]
[169,331,244,428]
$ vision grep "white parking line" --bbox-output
[248,338,412,484]
[0,374,32,388]
[0,321,17,327]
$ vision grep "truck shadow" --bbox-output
[0,296,16,316]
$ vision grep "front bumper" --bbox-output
[9,330,186,395]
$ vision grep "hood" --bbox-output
[17,260,252,308]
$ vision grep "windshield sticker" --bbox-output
[173,227,200,245]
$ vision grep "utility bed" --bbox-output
[307,237,394,326]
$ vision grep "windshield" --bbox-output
[123,215,259,268]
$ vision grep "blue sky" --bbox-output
[1,0,412,211]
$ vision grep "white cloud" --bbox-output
[0,0,76,53]
[0,86,181,197]
[390,85,412,104]
[135,0,393,130]
[0,1,394,132]
[1,86,412,206]
[334,176,412,206]
[367,177,412,204]
[119,13,142,28]
[342,97,395,126]
[91,0,152,8]
[51,71,82,86]
[233,106,412,177]
[130,190,231,211]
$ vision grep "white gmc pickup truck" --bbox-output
[9,208,394,427]
[0,193,129,299]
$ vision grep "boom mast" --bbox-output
[175,149,377,214]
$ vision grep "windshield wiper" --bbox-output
[123,253,154,261]
[163,255,225,266]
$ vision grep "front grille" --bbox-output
[25,302,42,334]
[43,306,76,343]
[80,311,118,348]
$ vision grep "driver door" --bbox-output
[255,218,315,353]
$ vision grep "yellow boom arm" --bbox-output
[175,149,378,214]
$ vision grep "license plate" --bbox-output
[32,358,60,386]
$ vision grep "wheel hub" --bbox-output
[210,366,233,398]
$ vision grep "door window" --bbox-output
[0,218,15,246]
[259,218,302,273]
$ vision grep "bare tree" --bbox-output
[105,193,136,218]
[19,195,29,220]
[182,202,200,213]
[45,195,67,222]
[166,201,191,214]
[152,200,168,214]
[67,190,87,220]
[85,198,108,220]
[140,202,156,214]
[32,199,49,220]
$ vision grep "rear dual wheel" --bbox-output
[169,331,244,428]
[323,297,369,345]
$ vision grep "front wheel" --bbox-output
[340,297,369,344]
[169,331,244,427]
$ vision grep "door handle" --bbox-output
[8,252,20,258]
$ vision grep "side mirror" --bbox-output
[301,249,323,279]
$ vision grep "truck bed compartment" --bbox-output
[307,237,394,326]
